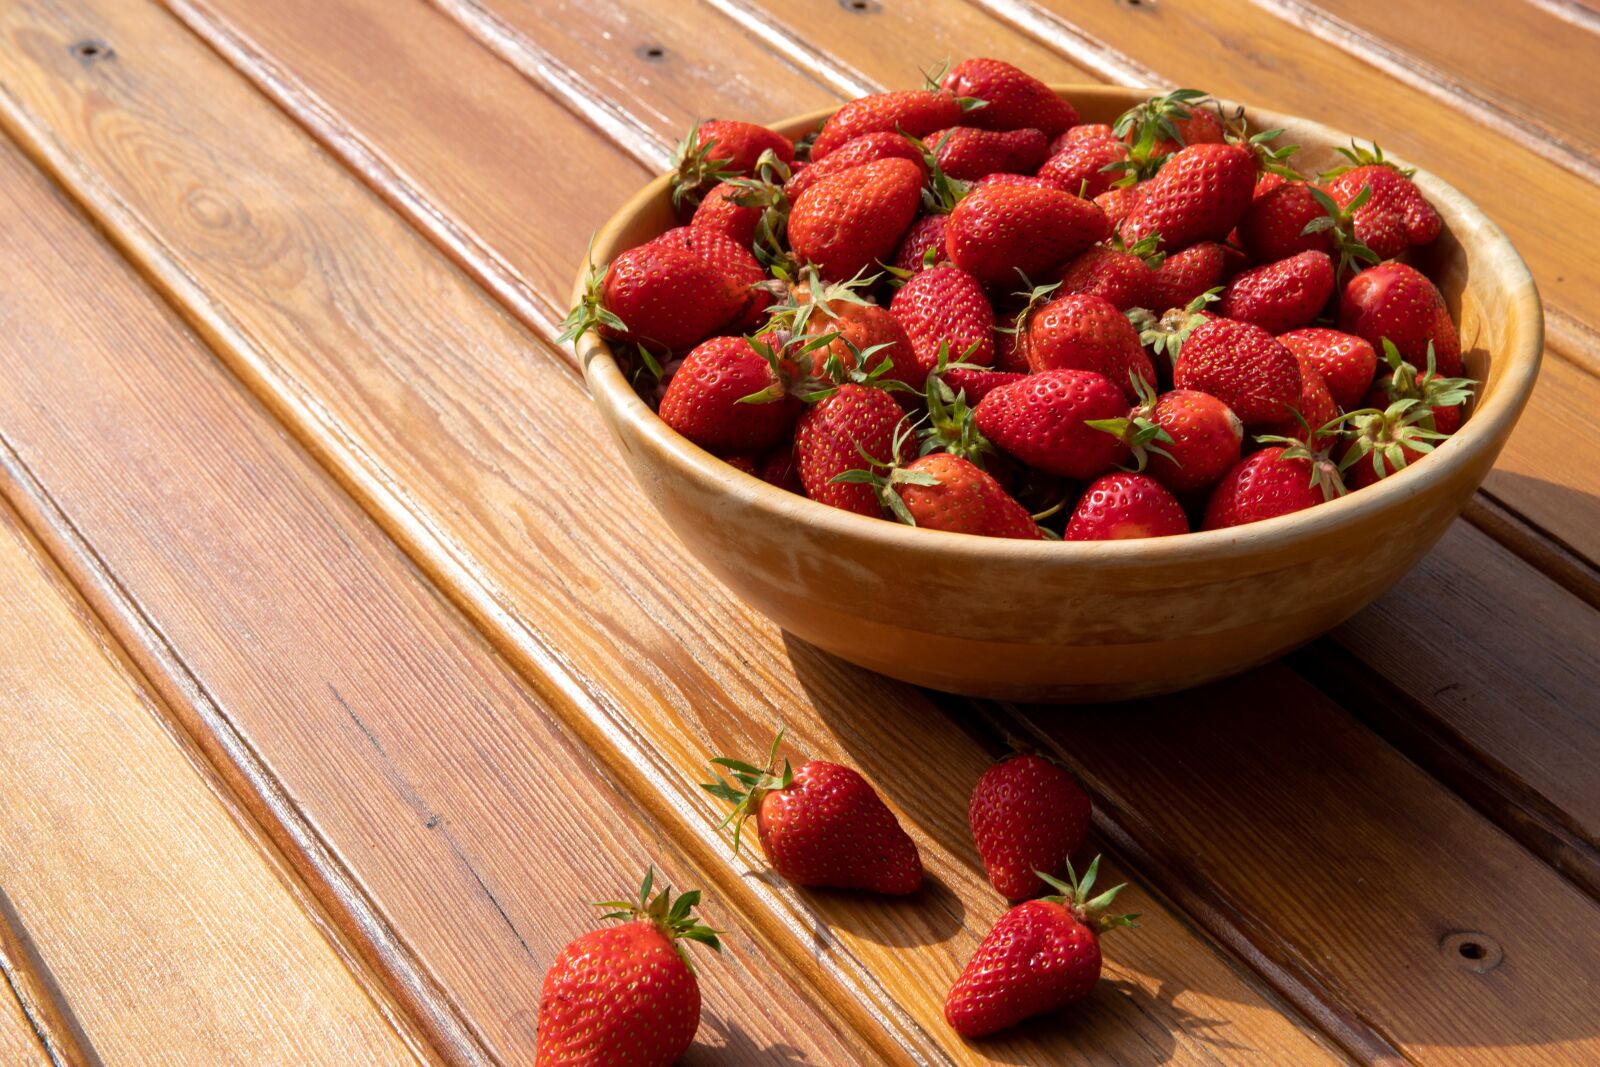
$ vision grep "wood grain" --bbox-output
[0,100,857,1067]
[0,990,49,1067]
[0,499,427,1066]
[0,1,1345,1062]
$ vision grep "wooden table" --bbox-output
[1,1,1596,1063]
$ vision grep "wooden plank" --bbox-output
[1006,663,1600,1066]
[0,500,427,1066]
[0,111,857,1067]
[0,931,54,1067]
[1254,0,1600,179]
[0,1,1346,1063]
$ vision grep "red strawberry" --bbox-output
[722,454,758,476]
[1237,180,1334,263]
[1116,89,1226,158]
[946,182,1110,289]
[975,369,1129,479]
[969,755,1092,901]
[785,131,926,200]
[658,336,801,451]
[890,265,996,386]
[1024,291,1155,399]
[777,269,914,381]
[1054,235,1160,311]
[759,448,803,494]
[789,157,924,281]
[561,241,748,353]
[672,119,794,209]
[1121,142,1257,250]
[651,226,772,328]
[877,452,1042,538]
[1277,328,1377,411]
[926,126,1049,180]
[796,384,909,515]
[943,365,1029,403]
[1339,399,1455,489]
[892,213,951,275]
[1148,242,1226,311]
[1173,317,1302,426]
[1338,261,1461,375]
[1258,355,1339,445]
[811,89,967,160]
[1322,144,1439,259]
[1036,132,1128,199]
[1094,185,1145,230]
[940,58,1078,136]
[1217,250,1335,334]
[945,856,1138,1038]
[1365,337,1476,435]
[1049,123,1114,154]
[703,732,922,893]
[994,311,1031,372]
[691,181,763,247]
[536,869,719,1067]
[1203,445,1339,529]
[1066,472,1189,540]
[1144,389,1243,493]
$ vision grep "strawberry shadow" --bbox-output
[687,1011,812,1065]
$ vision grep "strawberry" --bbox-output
[1115,89,1226,159]
[1364,338,1476,435]
[994,311,1031,372]
[974,369,1129,479]
[969,754,1092,902]
[1277,328,1377,411]
[926,126,1049,181]
[1322,143,1440,260]
[722,454,757,476]
[785,131,926,201]
[1172,317,1303,426]
[773,268,913,381]
[1202,444,1342,529]
[561,240,748,353]
[869,452,1043,538]
[1148,241,1226,311]
[892,213,950,274]
[658,336,801,451]
[1258,355,1339,445]
[1338,261,1462,375]
[1088,379,1243,494]
[691,181,764,247]
[1036,131,1128,199]
[536,868,719,1067]
[1094,185,1145,231]
[943,365,1029,403]
[1049,123,1114,155]
[789,157,924,281]
[811,89,969,160]
[1054,234,1161,311]
[1023,290,1155,399]
[1120,142,1258,250]
[1338,401,1453,490]
[890,265,996,386]
[946,182,1110,289]
[796,383,910,515]
[704,732,922,893]
[672,119,794,210]
[1217,250,1335,334]
[651,226,772,328]
[944,856,1138,1038]
[940,58,1078,136]
[759,448,803,493]
[1065,472,1190,540]
[1237,180,1334,263]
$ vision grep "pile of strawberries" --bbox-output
[565,60,1472,539]
[535,737,1123,1063]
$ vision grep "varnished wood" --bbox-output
[0,983,50,1067]
[0,2,1346,1062]
[0,99,857,1067]
[0,499,427,1066]
[579,90,1542,699]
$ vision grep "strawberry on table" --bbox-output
[969,755,1093,901]
[926,126,1050,181]
[939,57,1079,136]
[946,180,1110,289]
[1065,472,1189,540]
[536,868,720,1067]
[944,856,1138,1038]
[702,731,923,893]
[1217,250,1336,334]
[974,369,1130,480]
[789,157,924,281]
[1278,327,1378,411]
[657,335,801,452]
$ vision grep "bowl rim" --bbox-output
[574,85,1543,566]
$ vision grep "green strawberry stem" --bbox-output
[701,731,794,856]
[556,235,626,346]
[592,866,722,969]
[1035,855,1141,933]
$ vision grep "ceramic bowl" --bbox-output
[573,86,1541,701]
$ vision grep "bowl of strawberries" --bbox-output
[565,64,1541,702]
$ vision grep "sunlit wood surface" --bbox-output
[0,0,1595,1063]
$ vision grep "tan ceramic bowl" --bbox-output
[574,86,1541,701]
